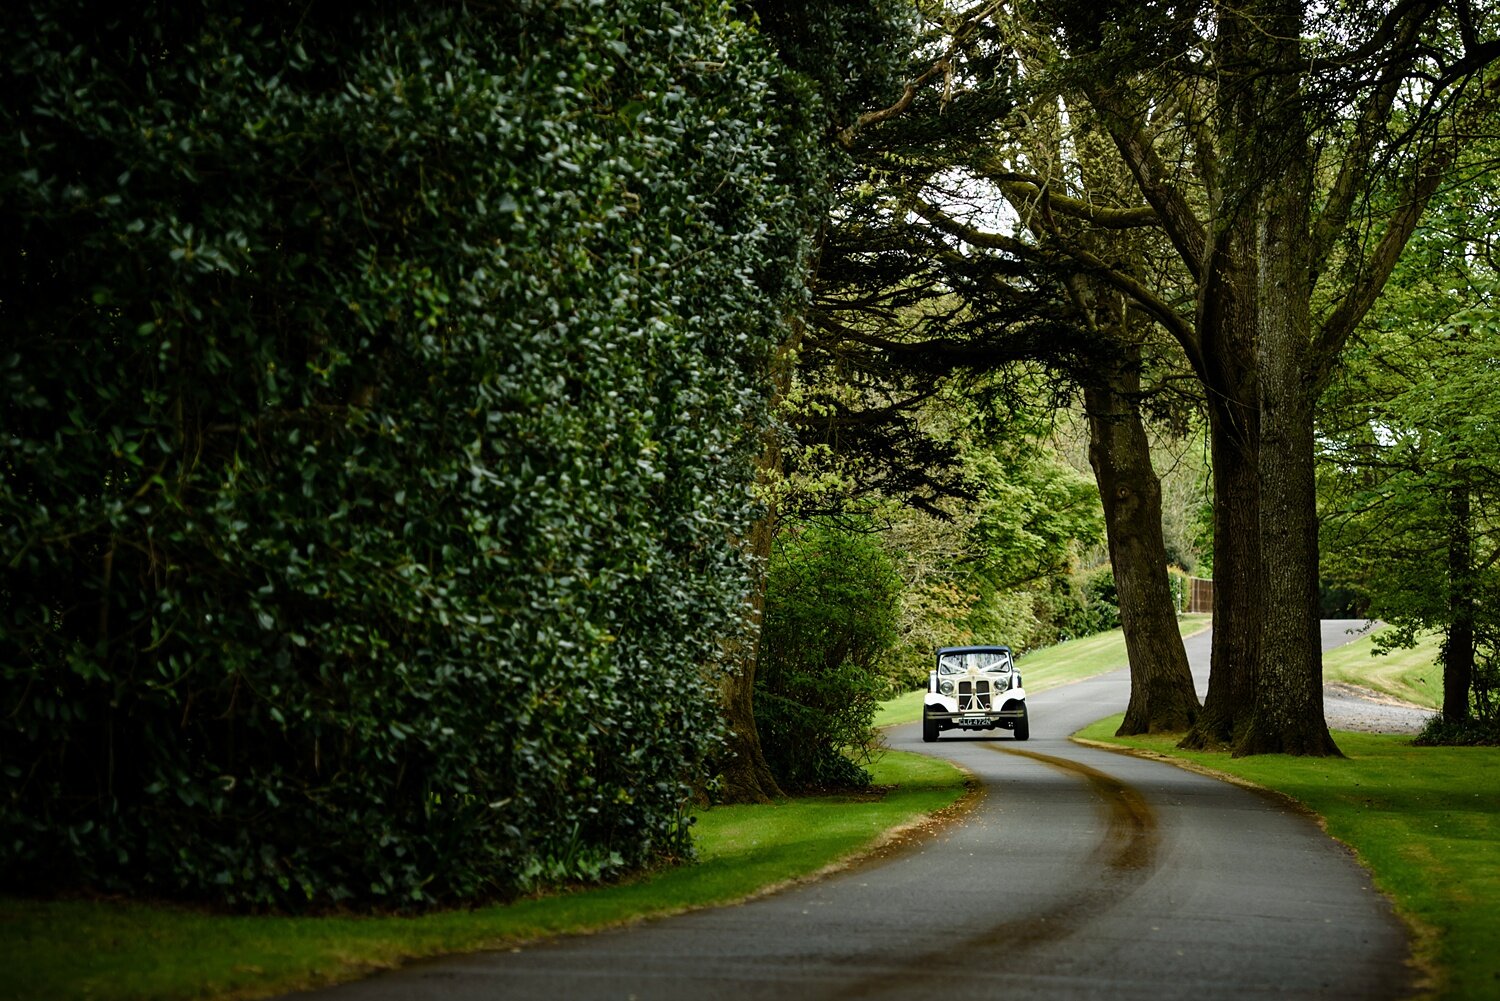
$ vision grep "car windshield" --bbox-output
[937,650,1012,675]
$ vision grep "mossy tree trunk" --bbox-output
[1085,361,1201,735]
[717,329,800,805]
[1182,250,1262,749]
[1234,215,1339,756]
[1232,22,1339,755]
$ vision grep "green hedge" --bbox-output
[2,1,809,910]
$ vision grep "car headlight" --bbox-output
[939,679,955,696]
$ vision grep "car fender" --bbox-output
[924,694,959,713]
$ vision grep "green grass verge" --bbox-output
[0,751,968,1001]
[1075,716,1500,1000]
[1322,625,1444,709]
[875,614,1214,729]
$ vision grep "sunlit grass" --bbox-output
[0,752,967,1001]
[1321,626,1443,709]
[875,614,1214,729]
[1076,716,1500,1000]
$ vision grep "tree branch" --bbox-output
[1082,86,1208,277]
[982,174,1161,229]
[837,0,1005,148]
[1309,9,1428,267]
[837,60,951,149]
[1313,146,1452,382]
[912,198,1205,379]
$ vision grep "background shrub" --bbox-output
[755,523,900,791]
[1167,566,1190,613]
[1,1,810,910]
[1076,563,1123,636]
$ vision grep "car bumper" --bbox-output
[924,707,1026,726]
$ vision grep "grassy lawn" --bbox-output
[0,751,968,1001]
[1075,716,1500,1000]
[875,614,1214,729]
[1322,626,1444,709]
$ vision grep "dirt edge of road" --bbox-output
[741,764,987,899]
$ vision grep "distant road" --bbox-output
[1185,618,1436,733]
[292,621,1413,1000]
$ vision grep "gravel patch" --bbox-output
[1323,682,1436,735]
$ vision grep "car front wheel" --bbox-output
[1013,706,1029,741]
[922,707,939,743]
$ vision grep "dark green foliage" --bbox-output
[1414,713,1500,747]
[1073,564,1122,637]
[740,0,913,130]
[1024,566,1116,647]
[755,524,900,791]
[1319,580,1369,618]
[2,1,809,909]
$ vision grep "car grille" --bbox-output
[958,679,991,712]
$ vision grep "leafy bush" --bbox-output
[1414,715,1500,746]
[2,1,809,910]
[755,524,900,791]
[1076,564,1122,635]
[1026,564,1119,645]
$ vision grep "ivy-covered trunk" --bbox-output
[1085,368,1200,735]
[718,506,786,804]
[717,322,805,805]
[1184,405,1264,748]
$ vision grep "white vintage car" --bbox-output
[922,645,1028,742]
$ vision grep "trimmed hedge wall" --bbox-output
[1,1,809,909]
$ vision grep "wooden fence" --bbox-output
[1187,577,1214,614]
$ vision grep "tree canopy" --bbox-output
[829,0,1500,754]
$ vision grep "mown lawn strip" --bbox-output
[0,751,968,1001]
[1320,626,1444,709]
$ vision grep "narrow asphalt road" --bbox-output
[292,620,1414,1000]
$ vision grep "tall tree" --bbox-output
[818,12,1204,733]
[1016,99,1203,734]
[712,0,917,803]
[1319,158,1500,731]
[893,0,1500,754]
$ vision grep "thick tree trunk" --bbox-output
[1084,373,1200,735]
[1180,402,1261,748]
[1444,482,1475,724]
[1234,141,1339,757]
[1236,387,1335,755]
[1182,237,1262,750]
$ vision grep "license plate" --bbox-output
[957,716,989,726]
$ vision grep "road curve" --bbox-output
[292,621,1414,1000]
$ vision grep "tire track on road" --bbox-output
[829,744,1161,999]
[996,746,1159,878]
